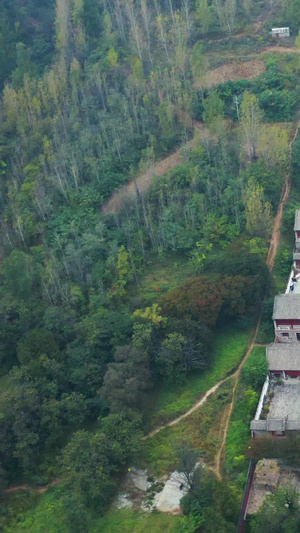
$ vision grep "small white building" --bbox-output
[271,27,290,38]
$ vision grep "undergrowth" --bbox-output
[144,380,234,476]
[224,346,267,488]
[148,328,250,428]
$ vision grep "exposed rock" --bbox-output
[154,472,188,515]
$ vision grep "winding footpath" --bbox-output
[102,46,299,217]
[5,120,300,496]
[5,87,300,499]
[101,123,206,215]
[145,117,300,482]
[212,117,300,479]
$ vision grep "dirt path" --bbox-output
[5,117,299,502]
[212,116,300,479]
[212,318,262,479]
[144,378,230,440]
[4,479,59,495]
[267,119,300,270]
[261,45,299,55]
[102,124,206,215]
[102,45,299,216]
[145,322,260,442]
[145,118,300,480]
[5,56,300,500]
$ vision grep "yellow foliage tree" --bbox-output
[110,246,133,298]
[133,304,167,325]
[257,125,289,170]
[243,180,272,238]
[107,47,119,67]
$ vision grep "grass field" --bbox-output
[147,327,251,428]
[2,491,185,533]
[144,380,233,476]
[93,509,184,533]
[224,346,267,487]
[131,254,194,306]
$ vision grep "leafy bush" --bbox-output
[242,347,268,389]
[258,88,297,121]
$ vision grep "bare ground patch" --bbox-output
[102,125,207,215]
[201,60,266,88]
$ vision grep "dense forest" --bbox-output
[1,0,300,531]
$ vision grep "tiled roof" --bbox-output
[266,418,286,431]
[286,420,300,430]
[250,420,267,430]
[267,343,300,371]
[251,419,300,431]
[273,294,300,319]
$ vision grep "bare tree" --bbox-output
[176,441,203,496]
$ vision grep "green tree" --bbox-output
[243,180,272,238]
[195,0,215,34]
[1,250,39,301]
[61,430,116,511]
[240,91,263,162]
[101,345,151,412]
[250,485,300,533]
[190,42,208,87]
[257,125,289,171]
[11,43,36,89]
[17,328,59,364]
[61,416,142,510]
[203,91,225,134]
[157,332,187,382]
[110,245,133,298]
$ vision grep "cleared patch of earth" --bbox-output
[113,467,188,515]
[247,460,300,515]
[200,60,265,88]
[102,125,207,215]
[262,45,299,55]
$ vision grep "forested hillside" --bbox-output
[1,0,300,531]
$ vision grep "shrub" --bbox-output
[242,347,268,389]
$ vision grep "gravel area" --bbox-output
[268,381,300,421]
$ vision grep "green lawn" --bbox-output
[148,327,251,428]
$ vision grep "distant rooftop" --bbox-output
[273,294,300,319]
[267,343,300,371]
[294,210,300,231]
[271,27,289,32]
